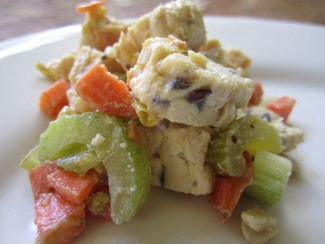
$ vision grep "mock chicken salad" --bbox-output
[21,1,304,243]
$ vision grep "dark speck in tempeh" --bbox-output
[159,164,166,186]
[195,100,205,110]
[167,77,192,89]
[153,96,170,105]
[261,113,272,122]
[228,69,238,76]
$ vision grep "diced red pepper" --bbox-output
[267,96,296,121]
[47,168,101,204]
[29,162,57,199]
[210,151,253,221]
[35,192,85,244]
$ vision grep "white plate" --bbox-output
[0,17,324,244]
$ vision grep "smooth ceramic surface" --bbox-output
[0,17,324,244]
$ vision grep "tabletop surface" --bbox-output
[1,0,325,42]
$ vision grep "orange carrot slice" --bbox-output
[39,79,70,119]
[76,0,106,14]
[75,64,136,118]
[267,96,296,121]
[35,192,85,244]
[127,119,145,145]
[29,162,57,200]
[249,82,264,105]
[210,151,253,221]
[47,168,101,204]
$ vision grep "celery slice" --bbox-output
[20,146,40,171]
[96,125,151,224]
[134,101,159,127]
[38,112,118,161]
[37,112,151,224]
[245,150,292,206]
[57,150,100,175]
[207,116,283,176]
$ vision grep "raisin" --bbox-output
[159,165,166,186]
[231,135,238,144]
[186,89,212,102]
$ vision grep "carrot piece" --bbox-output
[76,1,109,22]
[266,96,296,121]
[76,0,106,14]
[210,151,253,221]
[39,79,70,119]
[29,162,57,200]
[47,168,101,204]
[35,192,85,244]
[75,64,136,118]
[127,119,145,145]
[249,82,264,105]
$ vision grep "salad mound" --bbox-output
[21,1,304,243]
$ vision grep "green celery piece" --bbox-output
[97,125,151,224]
[134,101,159,127]
[207,116,283,177]
[245,150,292,206]
[57,150,100,175]
[36,63,56,81]
[38,112,151,224]
[39,112,116,161]
[20,146,40,171]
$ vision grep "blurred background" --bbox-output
[1,0,325,42]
